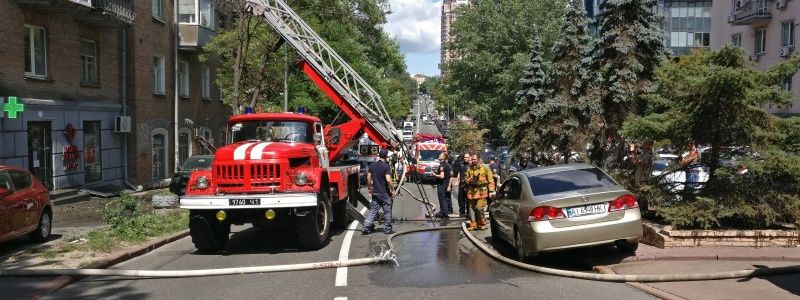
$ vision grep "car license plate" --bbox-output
[229,198,260,206]
[566,203,606,218]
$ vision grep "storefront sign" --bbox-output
[63,123,80,171]
[1,96,25,118]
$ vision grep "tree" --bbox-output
[621,46,800,229]
[511,36,550,154]
[591,0,668,165]
[448,120,488,155]
[203,0,413,121]
[442,0,567,140]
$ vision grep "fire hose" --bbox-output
[1,224,798,283]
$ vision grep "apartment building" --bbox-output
[441,0,470,69]
[128,0,230,187]
[0,0,230,191]
[711,0,799,115]
[0,0,132,190]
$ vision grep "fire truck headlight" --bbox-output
[293,172,308,186]
[196,176,210,189]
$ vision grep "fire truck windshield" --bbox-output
[229,121,313,144]
[418,150,444,162]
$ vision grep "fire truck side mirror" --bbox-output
[314,133,322,144]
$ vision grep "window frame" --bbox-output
[152,0,164,21]
[80,39,99,86]
[755,27,767,55]
[731,33,743,48]
[24,24,48,78]
[782,76,793,92]
[781,20,795,48]
[153,55,166,95]
[178,60,190,97]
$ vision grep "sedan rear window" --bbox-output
[528,168,616,196]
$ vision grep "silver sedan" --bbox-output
[488,164,642,260]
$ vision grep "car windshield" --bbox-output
[528,168,616,196]
[229,120,313,143]
[181,156,213,171]
[418,150,443,162]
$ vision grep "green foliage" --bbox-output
[622,47,800,229]
[99,193,189,246]
[448,120,488,155]
[442,0,567,139]
[203,0,413,122]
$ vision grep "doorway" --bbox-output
[27,122,52,190]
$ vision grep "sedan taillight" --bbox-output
[528,206,565,221]
[608,194,638,212]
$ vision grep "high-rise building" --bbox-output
[711,0,799,115]
[441,0,470,69]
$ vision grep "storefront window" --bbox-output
[84,121,102,183]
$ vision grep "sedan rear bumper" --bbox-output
[523,209,643,254]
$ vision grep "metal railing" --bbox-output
[92,0,135,23]
[730,0,770,25]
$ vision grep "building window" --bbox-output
[84,121,102,183]
[178,61,190,97]
[732,34,742,47]
[80,39,98,85]
[152,0,164,20]
[201,66,211,100]
[152,131,167,180]
[178,0,215,29]
[24,25,47,78]
[178,130,191,166]
[755,27,767,55]
[782,21,795,48]
[153,56,165,94]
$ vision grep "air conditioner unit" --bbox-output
[776,0,786,9]
[114,116,131,133]
[779,46,794,57]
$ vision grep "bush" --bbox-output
[99,193,188,243]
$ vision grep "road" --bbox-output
[42,98,652,299]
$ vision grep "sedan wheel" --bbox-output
[29,210,52,242]
[514,229,527,262]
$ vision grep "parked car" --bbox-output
[652,154,709,192]
[170,155,214,196]
[489,164,642,261]
[0,166,53,244]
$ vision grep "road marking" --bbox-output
[335,206,367,287]
[334,297,347,300]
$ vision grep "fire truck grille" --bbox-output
[214,162,281,189]
[250,163,281,181]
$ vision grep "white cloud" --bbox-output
[383,0,442,53]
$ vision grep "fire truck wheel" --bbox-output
[332,200,352,229]
[296,192,332,250]
[189,211,231,253]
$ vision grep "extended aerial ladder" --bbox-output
[243,0,438,221]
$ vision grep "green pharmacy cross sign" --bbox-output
[2,96,25,119]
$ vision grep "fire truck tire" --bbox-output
[189,211,231,253]
[332,200,352,229]
[296,192,332,250]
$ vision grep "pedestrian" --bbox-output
[631,137,655,185]
[488,156,500,191]
[509,151,532,173]
[681,140,700,190]
[433,152,453,218]
[465,151,495,231]
[455,152,471,218]
[362,149,395,235]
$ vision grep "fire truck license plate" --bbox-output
[229,198,260,206]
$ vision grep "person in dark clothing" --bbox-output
[433,152,453,218]
[509,151,533,173]
[455,153,471,218]
[488,156,500,192]
[362,149,395,234]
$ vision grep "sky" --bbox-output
[382,0,442,77]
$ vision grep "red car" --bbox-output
[0,166,53,244]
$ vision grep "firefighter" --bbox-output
[464,151,495,231]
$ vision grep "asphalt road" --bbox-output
[42,108,651,299]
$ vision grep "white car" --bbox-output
[652,154,708,192]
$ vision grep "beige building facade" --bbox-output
[711,0,799,115]
[440,0,469,69]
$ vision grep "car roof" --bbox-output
[518,163,598,177]
[0,165,29,173]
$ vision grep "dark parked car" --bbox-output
[0,166,53,244]
[170,155,214,196]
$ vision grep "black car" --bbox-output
[170,155,214,196]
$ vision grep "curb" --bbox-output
[31,229,190,298]
[619,253,800,263]
[594,265,686,300]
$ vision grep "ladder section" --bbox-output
[245,0,404,150]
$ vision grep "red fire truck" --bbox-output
[180,0,406,252]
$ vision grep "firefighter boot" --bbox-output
[478,218,488,231]
[467,221,477,231]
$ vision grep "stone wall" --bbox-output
[642,221,800,248]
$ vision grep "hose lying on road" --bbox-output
[458,222,800,282]
[2,223,798,282]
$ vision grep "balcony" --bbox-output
[13,0,135,27]
[178,0,217,51]
[729,0,770,25]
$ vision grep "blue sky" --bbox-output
[382,0,442,77]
